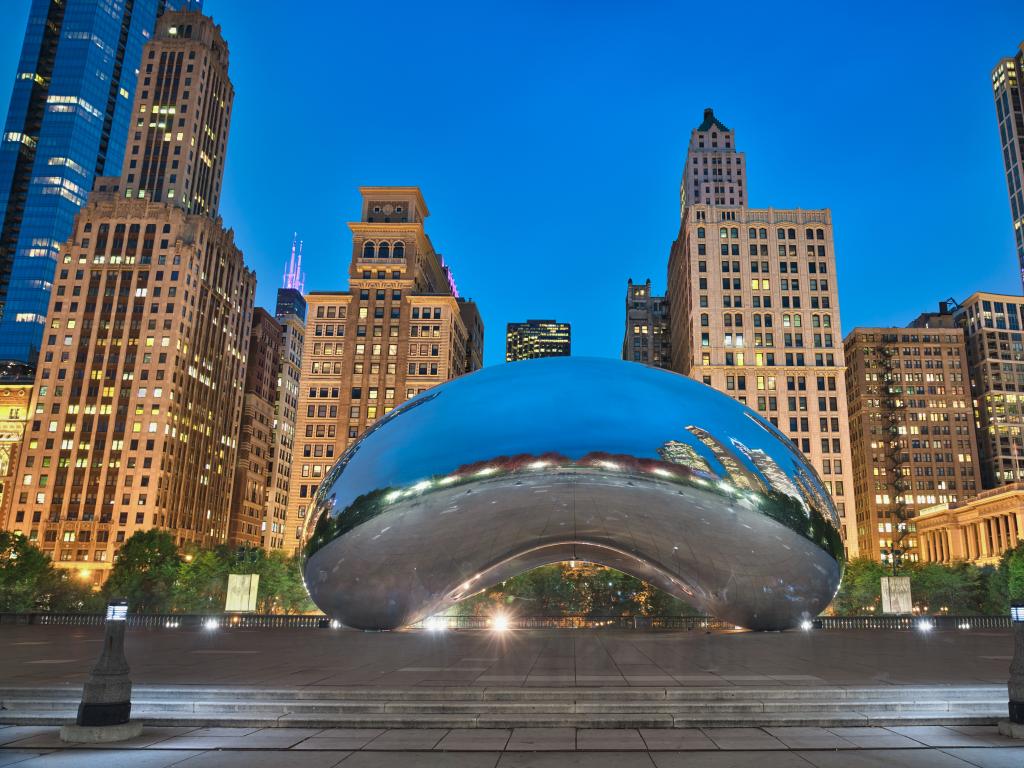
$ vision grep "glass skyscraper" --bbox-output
[0,0,197,363]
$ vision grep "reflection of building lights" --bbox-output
[412,480,431,492]
[599,461,620,470]
[652,468,673,477]
[385,491,402,503]
[528,461,549,469]
[438,476,458,485]
[476,467,497,476]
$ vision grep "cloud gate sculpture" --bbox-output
[301,357,844,631]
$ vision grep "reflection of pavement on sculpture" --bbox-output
[306,469,840,632]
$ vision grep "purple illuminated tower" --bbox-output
[283,232,306,293]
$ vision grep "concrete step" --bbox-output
[0,707,1003,729]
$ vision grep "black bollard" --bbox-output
[999,602,1024,738]
[60,598,143,742]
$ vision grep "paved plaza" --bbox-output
[2,625,1023,764]
[0,625,1014,688]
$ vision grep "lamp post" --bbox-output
[59,598,143,742]
[999,602,1024,738]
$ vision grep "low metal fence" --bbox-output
[0,612,1012,631]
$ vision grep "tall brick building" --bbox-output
[285,187,483,534]
[666,108,859,554]
[3,10,255,580]
[844,320,980,564]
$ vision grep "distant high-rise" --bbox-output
[623,278,670,367]
[666,107,858,555]
[844,320,980,566]
[506,319,570,361]
[229,308,282,547]
[286,187,484,534]
[271,276,305,553]
[0,0,195,364]
[952,293,1024,487]
[4,9,255,581]
[679,108,747,214]
[992,45,1024,289]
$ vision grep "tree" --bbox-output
[830,557,888,615]
[103,529,181,613]
[174,548,229,613]
[255,551,314,614]
[0,532,54,612]
[907,561,983,614]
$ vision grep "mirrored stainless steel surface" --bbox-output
[301,357,844,631]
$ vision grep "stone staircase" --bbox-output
[0,685,1006,729]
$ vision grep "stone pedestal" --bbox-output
[60,599,139,743]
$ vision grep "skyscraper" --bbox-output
[844,321,980,565]
[229,308,282,547]
[992,45,1024,289]
[952,293,1024,487]
[0,0,195,364]
[666,108,859,555]
[271,280,305,553]
[622,278,670,367]
[505,319,571,361]
[286,187,483,534]
[4,9,255,581]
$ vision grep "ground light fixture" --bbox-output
[916,618,934,632]
[203,618,219,631]
[491,613,510,632]
[800,620,813,631]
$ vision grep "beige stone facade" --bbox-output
[916,484,1024,565]
[844,326,980,564]
[3,8,255,580]
[286,188,483,533]
[0,364,34,528]
[666,110,858,554]
[622,279,670,368]
[228,308,282,548]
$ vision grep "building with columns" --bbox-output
[916,484,1024,566]
[844,323,980,565]
[666,108,858,555]
[992,44,1024,289]
[285,187,483,533]
[622,279,670,367]
[3,9,255,581]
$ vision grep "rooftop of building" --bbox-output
[696,107,730,132]
[918,482,1024,518]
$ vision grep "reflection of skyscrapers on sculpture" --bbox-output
[684,425,760,491]
[730,439,804,506]
[656,440,711,474]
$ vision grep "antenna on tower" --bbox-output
[283,232,305,293]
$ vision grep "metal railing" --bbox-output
[0,612,1012,631]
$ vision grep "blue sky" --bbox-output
[1,1,1021,365]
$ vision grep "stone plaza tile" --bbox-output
[764,726,856,749]
[887,725,1010,747]
[363,729,448,750]
[575,728,647,750]
[0,729,56,747]
[505,727,577,751]
[498,753,657,767]
[342,753,500,768]
[826,727,923,749]
[701,727,787,750]
[146,728,321,750]
[795,749,976,767]
[12,750,205,768]
[639,728,718,750]
[945,725,1021,745]
[435,729,512,751]
[941,748,1024,768]
[173,752,350,768]
[6,726,196,750]
[0,752,51,768]
[650,752,812,768]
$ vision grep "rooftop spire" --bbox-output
[697,107,730,132]
[283,232,306,293]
